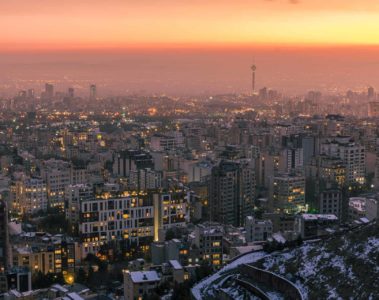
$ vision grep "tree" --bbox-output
[296,235,303,246]
[32,272,64,289]
[87,266,95,283]
[143,292,161,300]
[38,213,71,234]
[76,267,87,284]
[165,227,182,241]
[172,281,192,300]
[84,253,107,272]
[195,261,213,281]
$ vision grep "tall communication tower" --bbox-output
[251,64,257,94]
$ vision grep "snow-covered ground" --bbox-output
[191,251,266,300]
[258,227,379,299]
[193,225,379,300]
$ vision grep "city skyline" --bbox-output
[1,0,379,96]
[1,2,379,299]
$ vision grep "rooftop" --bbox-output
[169,260,183,270]
[128,270,160,283]
[301,214,338,221]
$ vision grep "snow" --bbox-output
[326,286,342,300]
[272,233,286,244]
[67,292,85,300]
[357,237,379,259]
[51,284,69,293]
[169,260,183,270]
[129,270,160,283]
[360,217,370,224]
[266,291,285,300]
[191,251,266,299]
[193,223,379,300]
[302,214,338,221]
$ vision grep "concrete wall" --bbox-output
[238,264,303,300]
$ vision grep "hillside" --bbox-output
[254,224,379,299]
[192,223,379,299]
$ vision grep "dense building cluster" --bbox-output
[0,84,379,299]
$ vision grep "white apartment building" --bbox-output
[65,184,93,224]
[279,148,304,173]
[80,194,154,256]
[41,159,71,209]
[70,167,88,185]
[79,191,188,256]
[150,132,184,151]
[321,138,365,185]
[245,216,273,242]
[11,177,47,215]
[270,173,306,213]
[129,168,162,191]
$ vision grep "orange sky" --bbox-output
[1,0,379,51]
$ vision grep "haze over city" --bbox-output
[1,0,379,96]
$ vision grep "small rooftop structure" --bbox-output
[129,271,160,284]
[301,214,338,221]
[169,260,183,270]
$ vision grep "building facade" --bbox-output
[209,160,255,227]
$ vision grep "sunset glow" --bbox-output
[2,0,379,51]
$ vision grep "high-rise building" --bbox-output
[129,168,162,191]
[79,194,154,256]
[70,166,88,185]
[307,90,322,102]
[27,89,34,99]
[68,87,74,98]
[0,200,10,273]
[321,137,365,185]
[279,148,304,173]
[65,184,93,225]
[153,191,188,241]
[270,173,306,213]
[319,189,342,219]
[259,87,267,101]
[209,160,255,227]
[255,150,280,189]
[45,83,54,98]
[11,177,48,215]
[306,155,346,187]
[368,86,375,99]
[301,135,316,165]
[41,159,71,209]
[53,238,76,277]
[89,84,97,100]
[193,224,223,267]
[368,101,379,117]
[79,191,189,257]
[113,150,154,177]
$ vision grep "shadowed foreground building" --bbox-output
[123,270,160,300]
[0,200,10,273]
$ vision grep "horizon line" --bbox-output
[2,42,379,54]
